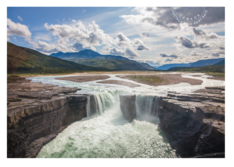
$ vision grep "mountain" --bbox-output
[137,62,156,70]
[157,58,225,70]
[72,59,149,71]
[213,59,225,66]
[157,63,191,70]
[168,60,225,73]
[7,42,108,74]
[50,50,154,71]
[189,58,224,67]
[50,49,129,61]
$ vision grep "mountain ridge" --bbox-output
[7,42,109,74]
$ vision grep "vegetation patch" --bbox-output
[207,72,225,80]
[129,75,164,84]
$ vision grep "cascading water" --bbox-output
[27,73,224,158]
[135,95,160,123]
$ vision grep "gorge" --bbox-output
[7,73,225,158]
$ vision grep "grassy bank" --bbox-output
[206,72,225,80]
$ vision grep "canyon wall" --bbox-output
[7,76,90,158]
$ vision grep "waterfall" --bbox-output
[86,95,91,117]
[87,89,119,115]
[135,95,161,122]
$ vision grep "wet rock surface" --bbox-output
[7,76,89,158]
[119,95,136,122]
[158,86,225,158]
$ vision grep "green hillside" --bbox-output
[7,42,108,74]
[137,62,155,70]
[72,59,149,71]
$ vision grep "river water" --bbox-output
[27,73,224,158]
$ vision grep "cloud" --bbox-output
[212,53,220,57]
[115,32,131,47]
[165,58,173,62]
[125,48,140,58]
[121,7,225,30]
[102,45,140,58]
[72,19,76,23]
[72,42,85,51]
[109,47,125,56]
[17,16,23,22]
[133,39,150,51]
[7,18,31,41]
[141,32,150,37]
[173,35,209,49]
[44,20,113,52]
[160,53,178,58]
[193,28,224,40]
[189,51,203,57]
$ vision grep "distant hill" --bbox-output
[137,62,156,70]
[189,58,224,67]
[156,58,225,70]
[7,42,108,74]
[168,60,225,73]
[50,50,154,71]
[213,59,225,66]
[156,63,191,70]
[50,50,129,61]
[72,59,149,71]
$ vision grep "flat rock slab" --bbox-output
[55,75,110,82]
[97,80,140,88]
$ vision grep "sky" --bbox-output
[7,7,225,67]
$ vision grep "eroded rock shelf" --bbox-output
[7,76,89,158]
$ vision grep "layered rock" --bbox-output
[7,77,90,158]
[158,87,225,157]
[119,95,136,122]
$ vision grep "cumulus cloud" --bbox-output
[7,18,31,41]
[173,35,209,49]
[160,53,178,58]
[141,32,150,37]
[193,28,224,40]
[41,20,113,53]
[189,51,203,57]
[133,39,150,51]
[125,48,140,58]
[17,16,23,22]
[109,47,125,56]
[71,19,76,23]
[165,58,173,62]
[72,42,85,51]
[212,53,220,57]
[121,7,225,30]
[115,32,131,47]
